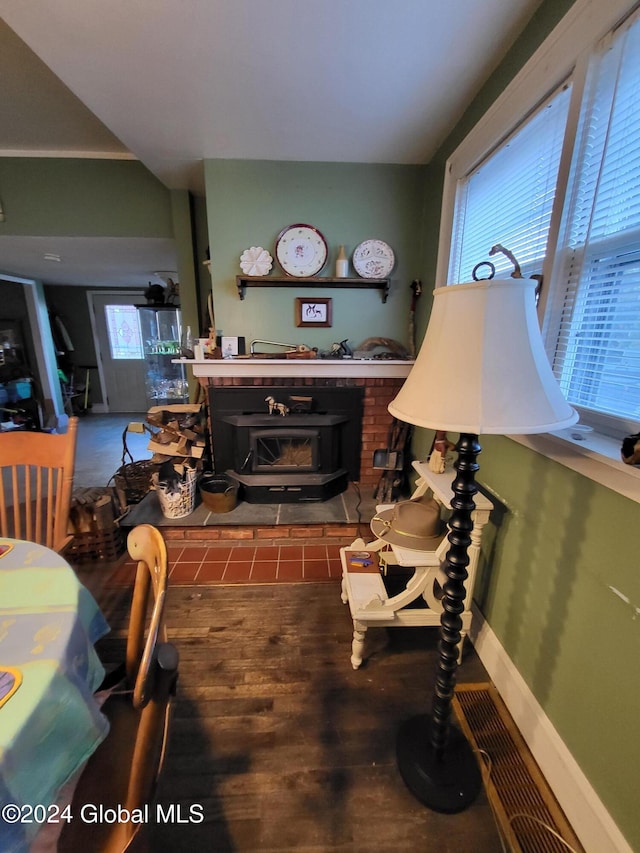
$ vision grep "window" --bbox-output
[443,1,640,438]
[105,305,143,360]
[448,85,571,284]
[549,13,640,433]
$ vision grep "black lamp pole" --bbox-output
[396,432,483,813]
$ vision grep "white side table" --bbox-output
[340,461,493,669]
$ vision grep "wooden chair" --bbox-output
[0,416,78,552]
[59,524,178,853]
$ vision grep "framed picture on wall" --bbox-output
[295,297,332,328]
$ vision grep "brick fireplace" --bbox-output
[200,374,408,492]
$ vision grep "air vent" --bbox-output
[453,684,584,853]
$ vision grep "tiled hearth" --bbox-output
[123,481,377,540]
[99,542,344,587]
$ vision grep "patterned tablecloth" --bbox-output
[0,539,110,852]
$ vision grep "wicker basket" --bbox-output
[109,428,159,510]
[112,459,159,509]
[67,522,125,565]
[154,468,197,519]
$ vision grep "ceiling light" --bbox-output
[44,253,62,262]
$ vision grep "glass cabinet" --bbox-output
[137,305,188,406]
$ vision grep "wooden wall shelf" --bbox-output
[235,275,390,302]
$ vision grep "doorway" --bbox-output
[89,291,147,413]
[2,275,65,427]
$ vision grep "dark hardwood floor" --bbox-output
[98,581,503,852]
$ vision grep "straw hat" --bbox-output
[370,494,446,551]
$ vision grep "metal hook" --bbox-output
[472,261,495,281]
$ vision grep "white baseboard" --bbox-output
[470,605,632,853]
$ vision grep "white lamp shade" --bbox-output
[388,279,578,435]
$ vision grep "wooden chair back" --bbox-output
[0,417,78,553]
[125,523,169,709]
[59,524,178,853]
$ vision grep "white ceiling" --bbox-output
[0,0,545,287]
[0,236,178,288]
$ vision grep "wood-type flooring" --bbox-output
[97,581,503,852]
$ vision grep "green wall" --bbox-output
[203,159,429,350]
[0,158,173,237]
[477,438,639,841]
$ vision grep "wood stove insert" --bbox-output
[209,386,364,503]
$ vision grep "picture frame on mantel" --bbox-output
[295,297,332,328]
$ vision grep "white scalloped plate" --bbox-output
[240,246,273,276]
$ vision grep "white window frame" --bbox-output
[436,0,640,502]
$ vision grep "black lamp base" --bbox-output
[396,714,482,813]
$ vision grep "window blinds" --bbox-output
[553,12,640,424]
[448,85,571,284]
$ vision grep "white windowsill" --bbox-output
[509,429,640,504]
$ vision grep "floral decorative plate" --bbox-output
[352,239,395,278]
[275,224,328,277]
[240,246,273,276]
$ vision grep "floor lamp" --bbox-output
[388,278,578,813]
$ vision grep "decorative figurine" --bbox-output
[427,430,456,473]
[265,395,289,416]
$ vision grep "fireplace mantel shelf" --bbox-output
[235,275,390,302]
[178,358,414,379]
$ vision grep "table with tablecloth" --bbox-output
[0,539,110,852]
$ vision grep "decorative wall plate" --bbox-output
[352,239,395,278]
[275,224,328,277]
[240,246,273,276]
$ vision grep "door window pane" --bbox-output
[105,305,143,360]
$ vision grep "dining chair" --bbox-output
[59,523,178,853]
[0,416,78,553]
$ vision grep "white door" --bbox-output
[90,291,148,412]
